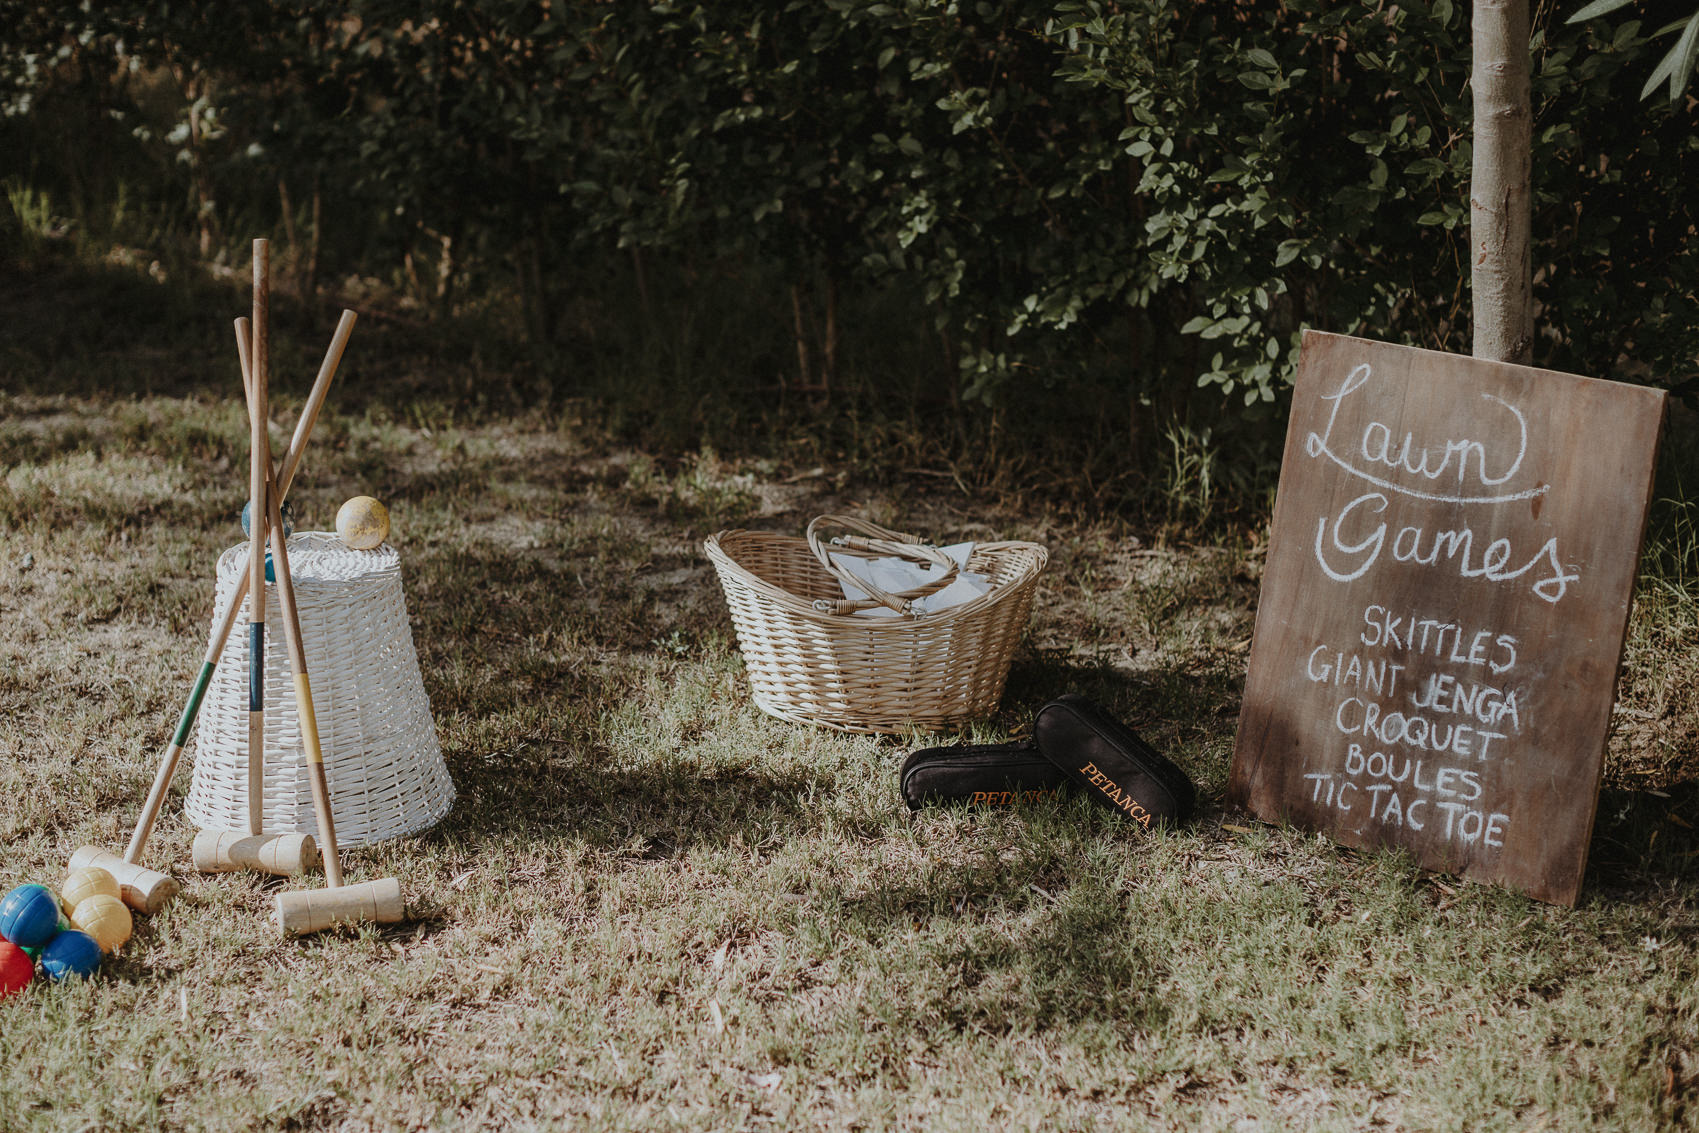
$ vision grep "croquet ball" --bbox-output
[20,917,66,959]
[240,498,296,538]
[265,552,275,583]
[69,894,131,954]
[336,495,389,550]
[0,884,62,949]
[0,941,31,998]
[59,866,120,914]
[39,929,101,982]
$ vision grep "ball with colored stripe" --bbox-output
[240,498,295,538]
[0,884,62,949]
[0,941,32,998]
[19,915,66,960]
[69,894,131,954]
[59,866,120,914]
[39,930,101,981]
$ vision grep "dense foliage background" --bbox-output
[2,0,1694,498]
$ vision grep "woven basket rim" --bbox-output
[704,526,1047,629]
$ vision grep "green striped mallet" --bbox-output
[115,306,356,868]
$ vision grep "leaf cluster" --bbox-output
[1,0,1695,411]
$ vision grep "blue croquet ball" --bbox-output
[265,553,275,583]
[0,885,63,949]
[17,916,65,959]
[240,499,296,538]
[39,929,101,981]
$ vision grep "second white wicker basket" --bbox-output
[186,532,454,846]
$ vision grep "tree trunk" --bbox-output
[821,271,838,397]
[303,176,321,299]
[278,178,297,270]
[631,246,652,323]
[1470,0,1533,364]
[789,281,811,391]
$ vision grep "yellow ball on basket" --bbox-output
[59,866,121,914]
[336,495,390,550]
[70,893,132,954]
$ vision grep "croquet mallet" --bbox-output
[237,326,405,937]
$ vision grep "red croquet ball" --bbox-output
[0,941,33,999]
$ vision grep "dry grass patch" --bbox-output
[0,354,1697,1130]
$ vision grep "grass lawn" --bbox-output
[1,259,1697,1131]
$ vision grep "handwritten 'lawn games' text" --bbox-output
[1306,363,1578,604]
[1291,359,1566,851]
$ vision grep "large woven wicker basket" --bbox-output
[704,516,1048,733]
[186,532,454,846]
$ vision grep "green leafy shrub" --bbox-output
[2,0,1694,420]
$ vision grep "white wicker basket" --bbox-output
[186,532,454,845]
[704,516,1048,733]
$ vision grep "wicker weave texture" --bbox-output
[186,532,454,845]
[704,522,1047,733]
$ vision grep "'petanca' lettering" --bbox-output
[1078,761,1153,828]
[969,789,1060,807]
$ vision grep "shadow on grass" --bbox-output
[0,256,238,400]
[0,253,546,421]
[803,796,1185,1034]
[1001,656,1244,802]
[369,527,836,853]
[431,755,837,855]
[1586,779,1699,896]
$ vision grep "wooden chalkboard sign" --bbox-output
[1229,332,1666,905]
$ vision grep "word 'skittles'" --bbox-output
[1077,761,1152,827]
[1304,362,1579,604]
[1359,605,1518,673]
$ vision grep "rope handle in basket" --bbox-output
[805,515,961,617]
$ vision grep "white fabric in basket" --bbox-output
[829,541,991,617]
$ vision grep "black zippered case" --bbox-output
[1033,694,1195,826]
[899,740,1070,810]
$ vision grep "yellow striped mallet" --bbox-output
[239,325,405,936]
